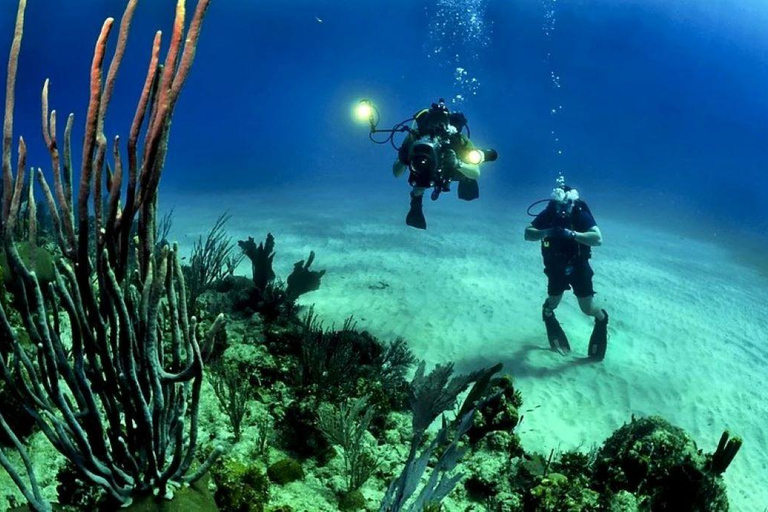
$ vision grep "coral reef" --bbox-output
[184,213,242,312]
[0,0,220,509]
[709,431,742,476]
[236,234,325,318]
[239,234,276,293]
[380,362,504,512]
[267,458,304,485]
[210,361,254,443]
[179,281,741,512]
[211,458,270,512]
[285,251,325,300]
[317,396,380,494]
[593,415,730,511]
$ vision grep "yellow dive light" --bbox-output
[354,100,375,123]
[466,149,485,165]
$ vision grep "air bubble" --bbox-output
[544,0,565,171]
[426,0,491,104]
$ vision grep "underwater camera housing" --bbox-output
[408,136,449,188]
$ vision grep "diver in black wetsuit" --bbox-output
[392,99,483,229]
[524,178,609,360]
[354,97,497,229]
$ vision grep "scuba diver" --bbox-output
[524,176,609,361]
[355,98,497,229]
[392,99,487,229]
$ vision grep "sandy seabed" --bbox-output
[71,185,768,510]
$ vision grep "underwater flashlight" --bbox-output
[465,148,499,165]
[467,149,484,165]
[355,100,375,123]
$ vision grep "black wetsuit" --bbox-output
[531,200,597,298]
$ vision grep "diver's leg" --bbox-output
[406,187,427,229]
[573,264,606,321]
[573,265,608,360]
[543,266,566,317]
[542,292,570,355]
[544,294,563,313]
[577,296,606,321]
[586,302,609,361]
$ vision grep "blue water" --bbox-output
[4,0,768,238]
[2,1,768,509]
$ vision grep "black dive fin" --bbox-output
[588,310,609,361]
[457,178,479,201]
[406,195,427,230]
[543,309,571,355]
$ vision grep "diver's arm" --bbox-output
[393,159,407,178]
[454,135,481,180]
[525,226,551,241]
[574,226,602,246]
[394,126,418,178]
[455,162,480,180]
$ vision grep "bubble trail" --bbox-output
[425,0,492,105]
[543,0,565,173]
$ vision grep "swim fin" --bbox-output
[457,178,479,201]
[542,302,570,355]
[406,194,427,229]
[588,310,609,361]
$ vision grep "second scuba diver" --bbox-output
[355,97,497,230]
[524,176,609,361]
[392,99,487,229]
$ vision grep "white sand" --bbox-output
[167,186,768,511]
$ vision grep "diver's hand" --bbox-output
[443,149,460,169]
[550,227,577,240]
[392,160,408,178]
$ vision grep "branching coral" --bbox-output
[185,212,241,311]
[239,233,276,293]
[285,250,326,300]
[210,362,253,443]
[709,430,742,476]
[380,362,503,512]
[317,396,381,494]
[237,233,325,317]
[0,0,222,509]
[297,310,360,400]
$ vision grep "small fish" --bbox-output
[315,16,323,24]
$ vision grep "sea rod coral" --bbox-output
[0,0,221,509]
